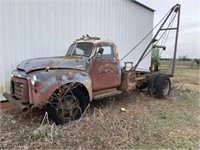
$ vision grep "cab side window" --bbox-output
[96,45,114,59]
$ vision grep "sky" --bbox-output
[138,0,200,59]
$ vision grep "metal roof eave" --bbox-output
[131,0,155,12]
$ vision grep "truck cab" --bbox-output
[68,36,121,91]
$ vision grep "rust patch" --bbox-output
[90,59,121,91]
[119,71,136,91]
[32,83,61,108]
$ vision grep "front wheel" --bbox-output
[45,88,85,125]
[155,75,171,98]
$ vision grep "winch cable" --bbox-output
[119,8,172,62]
[158,12,177,57]
[160,11,177,46]
[159,13,176,57]
[130,4,178,70]
[138,11,177,63]
[154,11,177,46]
[161,13,177,46]
[131,4,180,71]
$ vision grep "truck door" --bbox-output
[90,44,121,91]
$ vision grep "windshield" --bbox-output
[66,42,94,57]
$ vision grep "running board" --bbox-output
[93,88,122,100]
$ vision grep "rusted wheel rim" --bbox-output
[56,94,80,122]
[163,80,170,96]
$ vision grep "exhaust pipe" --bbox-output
[3,93,29,112]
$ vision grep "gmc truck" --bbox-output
[3,36,171,125]
[3,4,180,125]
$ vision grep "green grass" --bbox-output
[160,60,198,68]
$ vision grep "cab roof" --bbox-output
[74,35,115,45]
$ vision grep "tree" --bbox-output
[178,55,189,61]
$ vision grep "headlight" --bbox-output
[30,74,37,85]
[11,70,24,78]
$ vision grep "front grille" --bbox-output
[11,77,29,103]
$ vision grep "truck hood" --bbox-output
[17,56,88,73]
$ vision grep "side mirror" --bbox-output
[97,47,104,55]
[89,47,104,61]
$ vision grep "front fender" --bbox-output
[30,69,92,108]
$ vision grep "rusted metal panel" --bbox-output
[17,56,87,73]
[88,41,121,91]
[90,58,121,91]
[93,88,122,100]
[6,68,92,109]
[33,70,92,108]
[119,71,136,91]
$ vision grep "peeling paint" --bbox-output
[17,56,87,73]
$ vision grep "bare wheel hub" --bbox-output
[163,80,170,96]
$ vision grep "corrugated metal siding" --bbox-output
[0,0,154,100]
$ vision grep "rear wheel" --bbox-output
[148,73,160,95]
[45,88,85,125]
[155,75,171,98]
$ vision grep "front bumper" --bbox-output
[3,93,29,112]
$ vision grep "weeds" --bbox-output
[0,79,200,149]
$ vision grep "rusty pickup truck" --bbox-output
[3,36,171,125]
[3,4,180,125]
